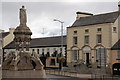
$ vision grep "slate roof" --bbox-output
[4,36,67,49]
[1,32,9,38]
[71,11,120,27]
[111,39,120,50]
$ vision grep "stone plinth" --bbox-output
[2,70,46,78]
[2,52,46,78]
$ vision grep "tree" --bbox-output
[51,50,58,57]
[58,52,63,57]
[58,57,65,70]
[45,52,50,57]
[42,52,45,57]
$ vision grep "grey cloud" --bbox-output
[1,0,119,2]
[1,2,119,38]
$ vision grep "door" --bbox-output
[86,53,89,66]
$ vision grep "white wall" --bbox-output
[4,46,66,57]
[3,28,15,47]
[30,47,65,56]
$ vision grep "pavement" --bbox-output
[45,70,120,80]
[76,74,91,78]
[45,70,92,79]
[47,74,89,80]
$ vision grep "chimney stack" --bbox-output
[76,12,93,20]
[0,30,4,33]
[9,28,15,34]
[118,1,120,11]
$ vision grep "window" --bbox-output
[37,49,39,54]
[74,30,77,34]
[97,34,102,43]
[96,48,106,67]
[84,36,89,44]
[117,51,120,59]
[97,28,102,32]
[42,49,44,53]
[50,59,55,65]
[0,40,2,47]
[60,48,62,52]
[47,48,49,52]
[54,48,56,52]
[85,29,89,33]
[72,50,79,61]
[73,37,77,45]
[113,27,117,32]
[32,49,35,52]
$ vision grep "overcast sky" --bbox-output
[0,0,120,38]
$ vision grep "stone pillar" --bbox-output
[21,42,24,52]
[26,41,30,51]
[26,42,28,51]
[28,41,30,51]
[16,42,19,51]
[15,41,19,59]
[15,41,17,50]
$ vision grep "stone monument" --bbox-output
[2,6,46,78]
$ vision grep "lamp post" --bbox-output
[53,19,64,56]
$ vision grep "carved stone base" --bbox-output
[2,70,46,78]
[2,52,44,70]
[2,52,46,79]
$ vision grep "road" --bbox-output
[46,74,89,80]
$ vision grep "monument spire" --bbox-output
[2,5,45,79]
[2,6,46,80]
[14,6,32,52]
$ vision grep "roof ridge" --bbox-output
[79,11,119,19]
[72,11,119,27]
[32,35,66,40]
[93,11,119,16]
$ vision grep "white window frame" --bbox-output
[74,30,77,34]
[85,29,89,33]
[97,28,102,32]
[73,37,77,45]
[117,51,120,59]
[96,34,102,44]
[84,35,89,44]
[96,47,106,67]
[72,47,79,62]
[113,27,117,32]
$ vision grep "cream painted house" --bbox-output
[67,6,120,68]
[0,28,15,66]
[0,28,15,48]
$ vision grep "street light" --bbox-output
[53,19,64,56]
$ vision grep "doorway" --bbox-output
[86,53,89,66]
[82,46,91,66]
